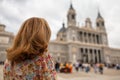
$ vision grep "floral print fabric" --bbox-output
[3,53,57,80]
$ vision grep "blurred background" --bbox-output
[0,0,120,80]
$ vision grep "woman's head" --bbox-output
[7,17,51,62]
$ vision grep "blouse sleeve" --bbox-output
[3,59,12,80]
[41,54,57,80]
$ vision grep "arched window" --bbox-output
[72,15,75,19]
[81,48,83,53]
[96,22,99,27]
[102,22,104,26]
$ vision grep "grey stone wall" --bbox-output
[103,47,120,64]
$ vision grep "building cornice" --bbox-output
[49,40,109,48]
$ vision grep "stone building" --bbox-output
[48,4,120,64]
[0,23,14,62]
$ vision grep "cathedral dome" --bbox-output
[58,23,66,33]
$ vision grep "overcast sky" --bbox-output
[0,0,120,48]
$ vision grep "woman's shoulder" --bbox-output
[35,52,54,66]
[3,52,57,80]
[3,52,53,69]
[35,52,53,61]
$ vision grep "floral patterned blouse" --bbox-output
[3,52,57,80]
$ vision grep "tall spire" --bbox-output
[97,11,102,18]
[70,0,74,9]
[96,7,105,32]
[97,7,103,19]
[70,3,73,9]
[70,1,73,9]
[67,0,76,26]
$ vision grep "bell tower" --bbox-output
[96,11,106,32]
[96,11,108,45]
[85,18,92,28]
[67,3,76,27]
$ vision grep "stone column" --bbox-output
[99,35,102,44]
[90,34,93,43]
[96,50,99,63]
[83,48,85,63]
[72,47,77,63]
[88,49,91,63]
[93,34,95,44]
[94,34,97,44]
[73,54,76,63]
[97,35,100,44]
[86,33,89,43]
[68,45,72,62]
[92,49,95,63]
[100,50,104,63]
[90,50,93,63]
[82,32,84,43]
[79,48,82,61]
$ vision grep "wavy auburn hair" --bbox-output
[7,17,51,62]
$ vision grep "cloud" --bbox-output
[0,0,120,48]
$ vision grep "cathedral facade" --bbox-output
[0,23,14,62]
[48,4,120,64]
